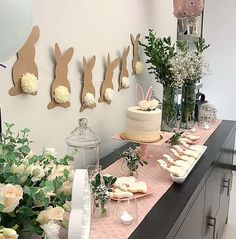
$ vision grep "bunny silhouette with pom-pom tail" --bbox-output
[119,46,130,91]
[130,33,143,75]
[9,26,40,96]
[98,54,119,104]
[80,55,96,112]
[47,43,74,110]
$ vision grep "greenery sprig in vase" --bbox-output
[121,146,147,177]
[90,174,116,217]
[140,30,180,131]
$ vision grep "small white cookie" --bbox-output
[179,155,195,164]
[114,176,136,191]
[184,149,200,158]
[168,166,186,177]
[127,182,147,193]
[172,145,184,154]
[163,154,191,170]
[179,138,194,144]
[110,188,133,199]
[183,134,200,141]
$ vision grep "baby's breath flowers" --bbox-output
[170,51,209,87]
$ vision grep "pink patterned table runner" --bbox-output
[89,120,222,239]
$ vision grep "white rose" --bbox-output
[40,220,60,239]
[83,93,96,107]
[57,181,72,195]
[11,164,26,174]
[0,184,23,213]
[21,72,38,94]
[53,85,70,104]
[29,165,45,182]
[48,165,73,181]
[104,88,114,102]
[44,163,56,176]
[138,100,150,111]
[149,99,160,110]
[37,206,64,224]
[2,228,18,238]
[135,61,144,74]
[121,77,130,88]
[43,148,57,157]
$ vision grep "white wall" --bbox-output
[203,0,236,120]
[0,0,176,157]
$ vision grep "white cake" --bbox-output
[121,104,162,143]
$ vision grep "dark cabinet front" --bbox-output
[174,187,205,239]
[173,132,235,239]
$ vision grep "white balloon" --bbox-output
[0,0,33,62]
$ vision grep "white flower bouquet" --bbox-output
[0,123,74,239]
[170,50,209,86]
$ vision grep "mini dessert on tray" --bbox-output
[157,159,187,177]
[163,154,191,170]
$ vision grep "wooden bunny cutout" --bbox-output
[9,25,40,96]
[80,55,96,112]
[47,43,74,110]
[98,54,119,104]
[118,46,130,91]
[130,33,142,75]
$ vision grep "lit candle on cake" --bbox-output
[120,211,134,225]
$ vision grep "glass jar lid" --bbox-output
[66,118,100,148]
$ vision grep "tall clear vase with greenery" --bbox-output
[162,85,178,131]
[180,81,196,129]
[140,30,178,131]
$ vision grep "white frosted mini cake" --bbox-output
[121,99,162,143]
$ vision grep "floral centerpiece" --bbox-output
[170,39,209,128]
[0,123,74,239]
[140,30,179,131]
[140,29,210,130]
[121,146,147,177]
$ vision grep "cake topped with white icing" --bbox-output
[121,99,162,143]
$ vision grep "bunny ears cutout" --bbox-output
[9,25,40,96]
[47,43,74,110]
[80,55,96,112]
[136,83,153,103]
[98,53,119,104]
[119,46,130,91]
[130,33,143,75]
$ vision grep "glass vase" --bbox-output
[121,161,138,178]
[180,81,196,129]
[161,85,178,131]
[92,197,110,218]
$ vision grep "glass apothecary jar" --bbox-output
[66,118,100,169]
[198,103,217,129]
